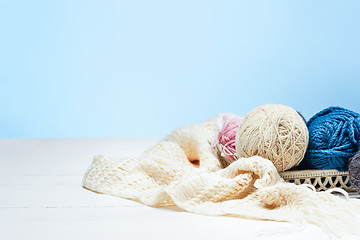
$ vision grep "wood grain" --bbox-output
[0,139,348,240]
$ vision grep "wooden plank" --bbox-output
[0,139,356,239]
[0,138,161,175]
[2,205,328,240]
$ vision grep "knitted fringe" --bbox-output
[83,155,360,236]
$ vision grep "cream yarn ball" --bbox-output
[235,104,309,172]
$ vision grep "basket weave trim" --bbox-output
[279,169,355,192]
[280,169,348,178]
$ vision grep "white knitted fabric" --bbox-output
[83,114,360,236]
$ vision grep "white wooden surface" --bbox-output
[0,138,357,240]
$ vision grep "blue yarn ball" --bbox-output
[299,107,360,171]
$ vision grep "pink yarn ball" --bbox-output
[216,115,242,161]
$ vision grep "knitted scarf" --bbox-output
[83,114,360,236]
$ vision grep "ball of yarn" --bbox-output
[299,107,360,171]
[216,115,243,161]
[235,104,309,172]
[349,150,360,193]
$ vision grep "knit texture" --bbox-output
[83,114,360,236]
[299,107,360,171]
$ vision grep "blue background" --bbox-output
[1,1,360,138]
